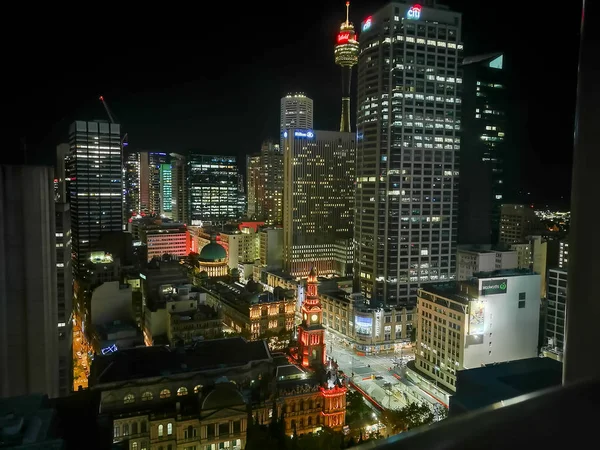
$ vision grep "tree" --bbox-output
[381,402,435,434]
[409,327,416,343]
[346,390,372,425]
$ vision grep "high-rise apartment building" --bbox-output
[283,129,355,277]
[559,239,569,269]
[459,53,507,245]
[0,165,59,398]
[188,153,242,225]
[355,3,463,305]
[247,141,284,223]
[123,150,141,219]
[55,143,70,203]
[139,151,149,213]
[499,204,538,244]
[280,94,314,138]
[55,201,73,396]
[170,153,188,224]
[160,163,172,217]
[67,120,123,277]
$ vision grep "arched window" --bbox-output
[132,443,138,450]
[316,415,320,424]
[177,387,188,396]
[187,425,193,438]
[167,423,173,435]
[193,384,203,394]
[160,389,171,399]
[132,422,138,435]
[308,416,312,426]
[141,421,147,433]
[123,424,129,436]
[141,391,153,401]
[158,424,164,437]
[124,393,135,404]
[299,418,303,428]
[291,419,296,430]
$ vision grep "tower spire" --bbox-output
[345,1,350,26]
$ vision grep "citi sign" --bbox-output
[407,4,422,20]
[294,130,314,139]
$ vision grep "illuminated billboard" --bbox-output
[407,4,422,20]
[481,279,508,296]
[337,32,350,44]
[469,301,485,336]
[362,16,372,31]
[355,316,372,336]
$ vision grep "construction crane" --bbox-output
[99,95,128,147]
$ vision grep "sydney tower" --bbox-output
[334,2,359,132]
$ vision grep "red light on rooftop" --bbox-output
[99,95,104,101]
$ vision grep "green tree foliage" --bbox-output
[346,389,373,425]
[381,402,435,434]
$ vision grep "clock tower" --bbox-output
[297,267,326,368]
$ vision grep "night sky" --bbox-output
[11,0,580,207]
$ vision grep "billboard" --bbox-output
[481,278,507,296]
[469,301,485,336]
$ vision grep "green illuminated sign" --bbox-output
[481,279,507,296]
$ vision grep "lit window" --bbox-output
[160,389,171,399]
[124,394,135,404]
[177,387,188,396]
[141,391,153,401]
[194,385,203,394]
[167,423,173,435]
[158,424,164,437]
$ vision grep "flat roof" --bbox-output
[89,337,271,386]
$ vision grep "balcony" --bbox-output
[354,377,600,449]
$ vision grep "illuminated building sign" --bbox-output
[481,278,508,296]
[294,130,314,139]
[407,4,422,20]
[337,32,350,44]
[362,16,372,31]
[283,131,288,138]
[101,344,118,355]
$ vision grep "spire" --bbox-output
[345,1,350,26]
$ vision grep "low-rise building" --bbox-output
[457,246,517,280]
[168,303,222,346]
[414,269,541,398]
[141,223,189,262]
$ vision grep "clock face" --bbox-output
[311,314,318,322]
[303,313,308,321]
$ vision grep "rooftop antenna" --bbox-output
[346,1,350,26]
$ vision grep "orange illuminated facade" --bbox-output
[297,268,326,368]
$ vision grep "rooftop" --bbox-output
[89,337,271,387]
[472,268,535,279]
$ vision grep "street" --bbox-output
[72,318,91,391]
[325,331,441,412]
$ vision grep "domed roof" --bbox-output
[201,383,245,410]
[199,240,227,262]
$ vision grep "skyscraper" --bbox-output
[123,150,141,220]
[170,153,188,224]
[148,152,169,215]
[67,120,123,277]
[459,52,507,245]
[355,3,463,305]
[283,129,355,277]
[160,163,172,217]
[247,140,284,224]
[334,1,360,132]
[280,94,314,138]
[246,154,261,219]
[188,153,242,225]
[0,165,59,398]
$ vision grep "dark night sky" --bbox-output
[11,0,580,207]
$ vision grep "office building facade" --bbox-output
[247,140,284,224]
[246,154,261,219]
[283,130,356,277]
[280,94,314,144]
[459,53,507,245]
[67,120,123,277]
[170,153,188,224]
[355,3,463,305]
[160,163,172,217]
[123,150,141,220]
[148,152,169,215]
[0,165,59,398]
[188,153,242,225]
[499,204,538,244]
[415,270,540,393]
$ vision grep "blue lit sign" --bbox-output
[362,16,372,31]
[407,4,422,20]
[294,130,314,139]
[283,131,288,138]
[101,344,118,355]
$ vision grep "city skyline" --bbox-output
[12,1,579,207]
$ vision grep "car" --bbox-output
[375,375,384,380]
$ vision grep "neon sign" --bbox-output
[337,32,350,44]
[101,344,118,355]
[407,4,422,20]
[294,130,314,139]
[362,16,372,31]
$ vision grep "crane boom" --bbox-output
[99,95,128,146]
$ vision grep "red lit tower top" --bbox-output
[334,2,359,133]
[297,267,326,368]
